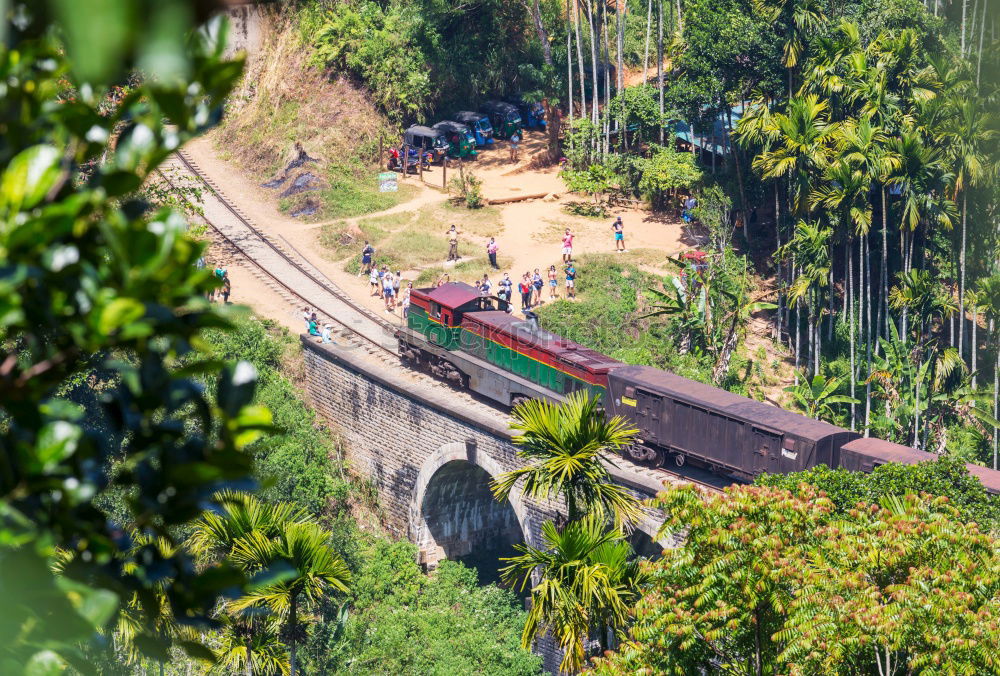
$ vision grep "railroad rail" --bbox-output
[158,151,397,355]
[157,151,722,495]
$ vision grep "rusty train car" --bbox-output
[397,282,1000,495]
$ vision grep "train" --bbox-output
[396,282,1000,495]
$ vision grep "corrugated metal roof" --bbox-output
[611,364,848,442]
[841,438,934,465]
[422,282,483,308]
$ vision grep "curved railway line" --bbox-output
[157,151,723,496]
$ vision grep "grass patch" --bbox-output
[414,256,515,286]
[319,200,504,274]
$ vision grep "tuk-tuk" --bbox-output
[404,125,449,165]
[479,101,522,140]
[432,121,478,159]
[505,96,546,130]
[453,111,494,147]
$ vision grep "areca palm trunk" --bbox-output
[567,2,573,132]
[289,594,299,676]
[584,0,599,126]
[865,234,873,435]
[972,303,978,386]
[994,318,998,469]
[849,235,856,430]
[575,0,586,117]
[642,0,652,83]
[959,192,968,360]
[657,0,664,145]
[880,186,889,341]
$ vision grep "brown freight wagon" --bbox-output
[605,365,859,479]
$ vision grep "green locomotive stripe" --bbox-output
[406,306,605,397]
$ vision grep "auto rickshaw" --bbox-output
[479,100,522,140]
[505,95,546,130]
[432,121,478,159]
[452,111,494,147]
[403,125,449,165]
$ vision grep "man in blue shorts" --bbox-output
[612,216,626,252]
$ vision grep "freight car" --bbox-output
[394,283,1000,494]
[397,283,621,407]
[842,437,1000,496]
[604,365,858,478]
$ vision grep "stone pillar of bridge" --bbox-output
[410,441,532,585]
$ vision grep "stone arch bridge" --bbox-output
[301,339,676,581]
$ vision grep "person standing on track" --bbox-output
[446,224,461,262]
[486,237,499,269]
[519,274,532,310]
[612,216,626,252]
[561,228,574,263]
[221,271,231,303]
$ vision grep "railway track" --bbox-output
[157,150,721,495]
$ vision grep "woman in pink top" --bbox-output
[486,237,499,269]
[562,229,574,263]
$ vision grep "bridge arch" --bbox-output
[410,441,536,586]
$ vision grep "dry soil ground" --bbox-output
[186,129,700,323]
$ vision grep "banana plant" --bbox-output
[784,372,859,421]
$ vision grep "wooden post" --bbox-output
[442,156,448,190]
[419,145,424,181]
[401,144,408,179]
[378,133,383,169]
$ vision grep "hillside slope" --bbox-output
[214,9,415,220]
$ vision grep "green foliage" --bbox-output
[304,0,533,123]
[757,455,1000,530]
[561,164,617,206]
[202,318,347,515]
[0,5,259,671]
[448,171,484,209]
[592,484,1000,674]
[492,391,643,527]
[783,372,859,421]
[306,540,540,675]
[636,145,703,208]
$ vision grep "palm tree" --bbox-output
[500,515,647,674]
[942,96,995,360]
[752,0,826,94]
[811,156,874,429]
[784,372,859,421]
[889,269,956,343]
[231,522,351,676]
[210,615,290,676]
[778,220,832,377]
[491,391,642,528]
[976,275,1000,468]
[752,94,833,219]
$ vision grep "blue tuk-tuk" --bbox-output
[506,96,546,130]
[453,111,495,147]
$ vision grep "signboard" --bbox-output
[378,171,398,193]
